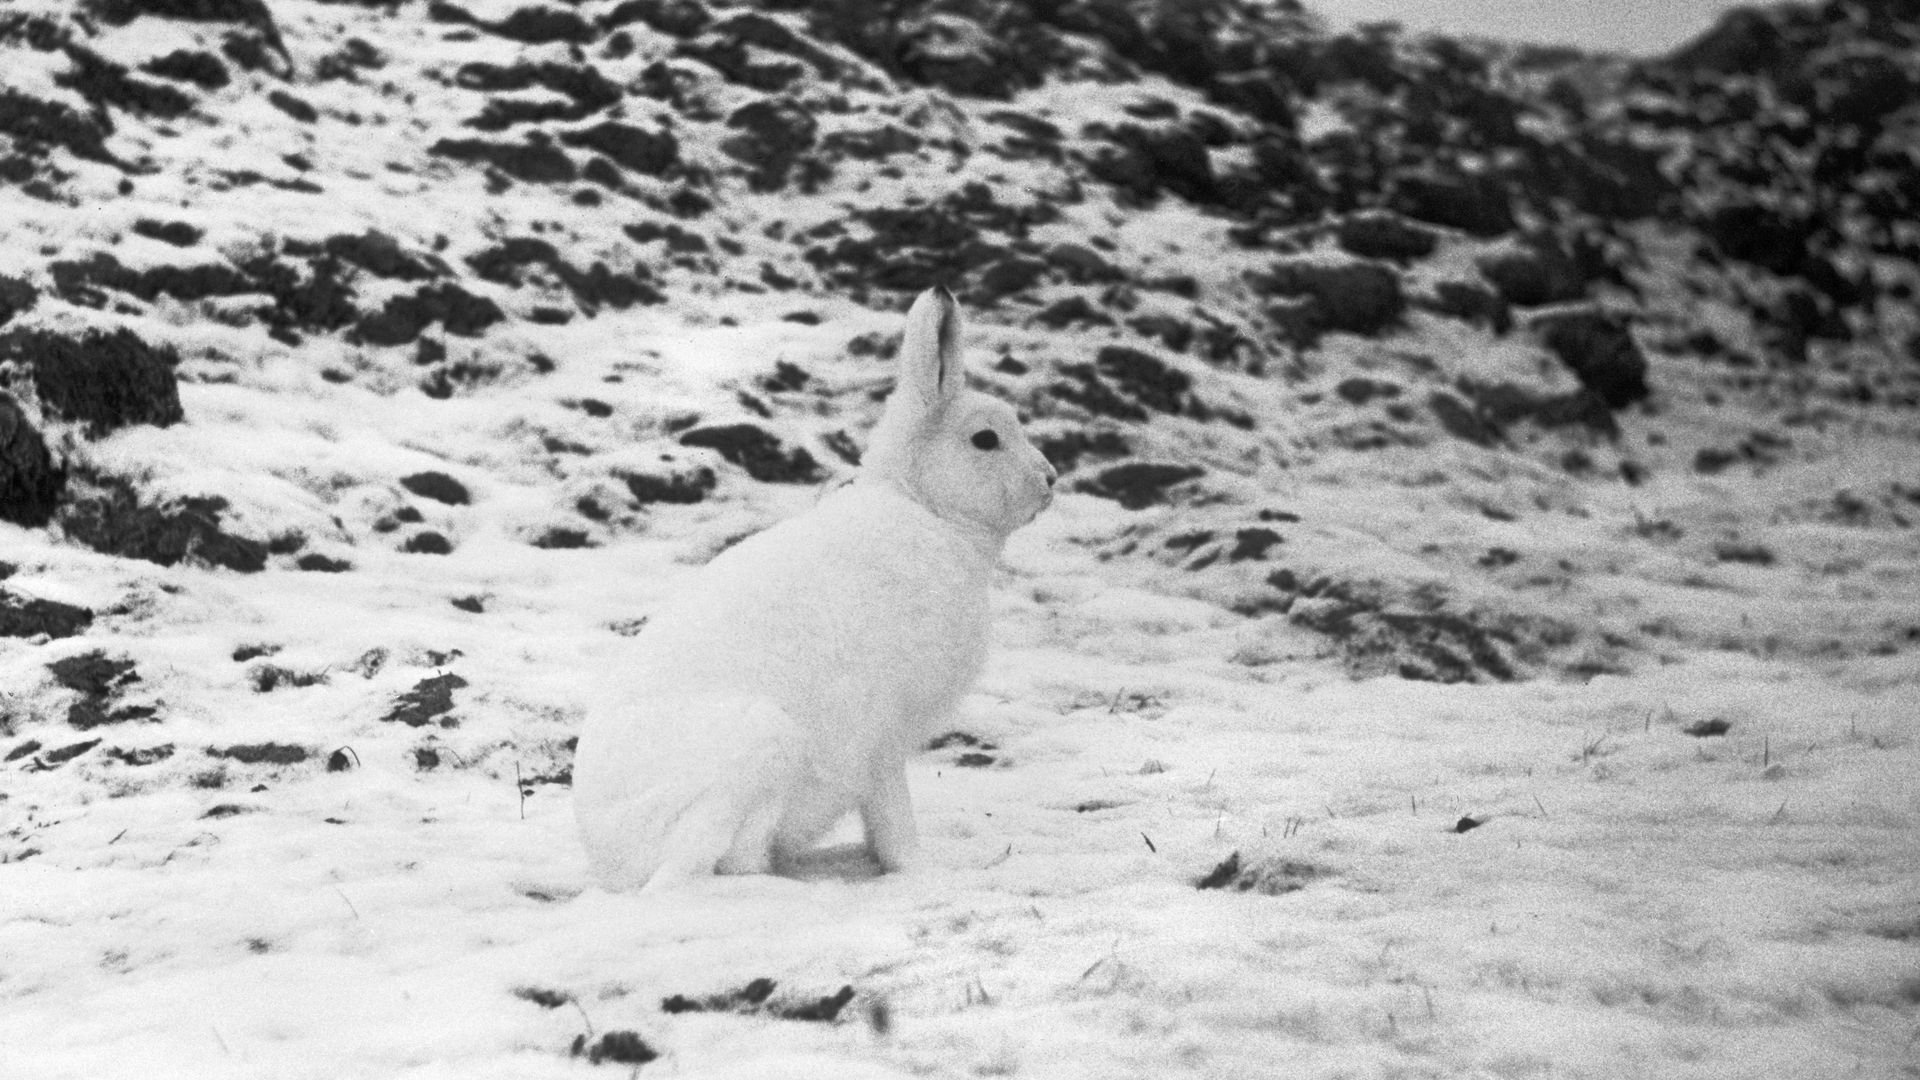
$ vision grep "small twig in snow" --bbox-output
[1140,832,1156,853]
[570,998,595,1039]
[334,886,361,919]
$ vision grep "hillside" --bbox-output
[2,1,1918,1077]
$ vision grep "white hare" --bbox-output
[573,287,1056,891]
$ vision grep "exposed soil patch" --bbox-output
[678,424,822,484]
[58,470,266,573]
[1,326,183,438]
[382,673,467,727]
[0,591,91,639]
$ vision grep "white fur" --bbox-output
[574,288,1055,891]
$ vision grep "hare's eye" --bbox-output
[971,429,1001,450]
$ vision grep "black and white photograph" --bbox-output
[2,0,1917,1075]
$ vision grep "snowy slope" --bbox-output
[3,0,1918,1077]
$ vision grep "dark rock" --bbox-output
[141,49,230,89]
[1334,377,1400,406]
[0,326,182,438]
[92,0,283,38]
[1428,391,1499,446]
[821,124,922,161]
[1046,243,1122,285]
[0,397,64,527]
[56,45,195,120]
[106,743,173,766]
[1229,527,1283,562]
[1812,50,1915,127]
[1255,258,1404,340]
[266,89,317,122]
[532,527,594,549]
[0,590,92,639]
[1094,345,1190,414]
[235,251,360,340]
[454,60,620,117]
[285,231,441,281]
[676,11,823,91]
[679,424,823,484]
[220,30,281,74]
[208,742,308,765]
[1477,240,1587,307]
[559,121,677,175]
[295,553,351,572]
[47,650,138,698]
[1033,296,1115,330]
[470,239,660,313]
[894,12,1037,99]
[40,737,102,765]
[485,5,593,44]
[131,219,204,247]
[1336,211,1437,262]
[720,98,817,192]
[1210,69,1296,128]
[1074,462,1204,510]
[382,672,467,726]
[0,12,70,50]
[354,283,504,346]
[1467,382,1617,438]
[1088,123,1218,206]
[59,471,267,572]
[622,221,708,254]
[1531,308,1649,409]
[975,256,1048,301]
[770,985,856,1023]
[0,87,119,165]
[49,251,255,307]
[1665,7,1789,78]
[399,471,470,506]
[402,531,453,555]
[429,136,577,184]
[0,275,37,326]
[621,466,717,505]
[1390,167,1515,237]
[1423,281,1511,334]
[601,0,709,37]
[1128,315,1193,353]
[576,1031,658,1067]
[1697,201,1820,277]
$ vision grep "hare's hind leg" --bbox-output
[860,763,920,873]
[715,795,783,875]
[636,792,757,892]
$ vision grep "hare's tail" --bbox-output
[575,695,797,891]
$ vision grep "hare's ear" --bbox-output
[890,286,965,424]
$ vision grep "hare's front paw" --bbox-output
[860,765,920,873]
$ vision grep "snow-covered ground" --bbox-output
[4,0,1919,1077]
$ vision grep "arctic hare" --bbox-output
[573,287,1056,891]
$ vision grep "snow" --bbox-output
[4,0,1919,1077]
